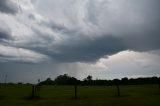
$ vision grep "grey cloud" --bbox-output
[27,34,126,62]
[123,33,160,52]
[120,0,160,52]
[32,27,55,42]
[42,20,81,39]
[28,0,160,63]
[0,0,160,83]
[86,1,98,25]
[52,35,126,62]
[0,31,12,41]
[96,0,160,52]
[0,22,13,41]
[0,62,64,83]
[43,20,68,32]
[1,0,160,63]
[0,0,18,14]
[0,45,50,63]
[13,18,126,63]
[85,0,108,25]
[28,14,36,20]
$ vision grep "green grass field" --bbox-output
[0,84,160,106]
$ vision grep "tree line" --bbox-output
[39,74,160,86]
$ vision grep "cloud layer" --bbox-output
[0,0,18,14]
[0,45,49,63]
[0,0,160,63]
[0,20,14,42]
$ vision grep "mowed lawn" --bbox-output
[0,84,160,106]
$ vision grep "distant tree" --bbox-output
[18,82,23,84]
[26,83,31,85]
[83,75,93,85]
[39,77,55,85]
[159,77,160,88]
[39,75,160,86]
[121,77,129,85]
[55,74,77,85]
[113,79,120,85]
[86,75,92,81]
[38,79,40,84]
[46,78,52,81]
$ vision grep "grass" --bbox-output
[0,84,160,106]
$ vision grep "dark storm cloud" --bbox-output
[27,33,126,62]
[120,0,160,52]
[0,0,160,83]
[52,35,126,62]
[0,0,18,14]
[88,0,160,54]
[123,33,160,52]
[31,27,55,43]
[0,31,12,41]
[28,0,160,63]
[0,22,13,41]
[1,0,160,63]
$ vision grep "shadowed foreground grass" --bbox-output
[0,84,160,106]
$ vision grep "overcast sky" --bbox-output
[0,0,160,83]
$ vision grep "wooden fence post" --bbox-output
[32,85,36,98]
[74,85,77,99]
[116,84,120,97]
